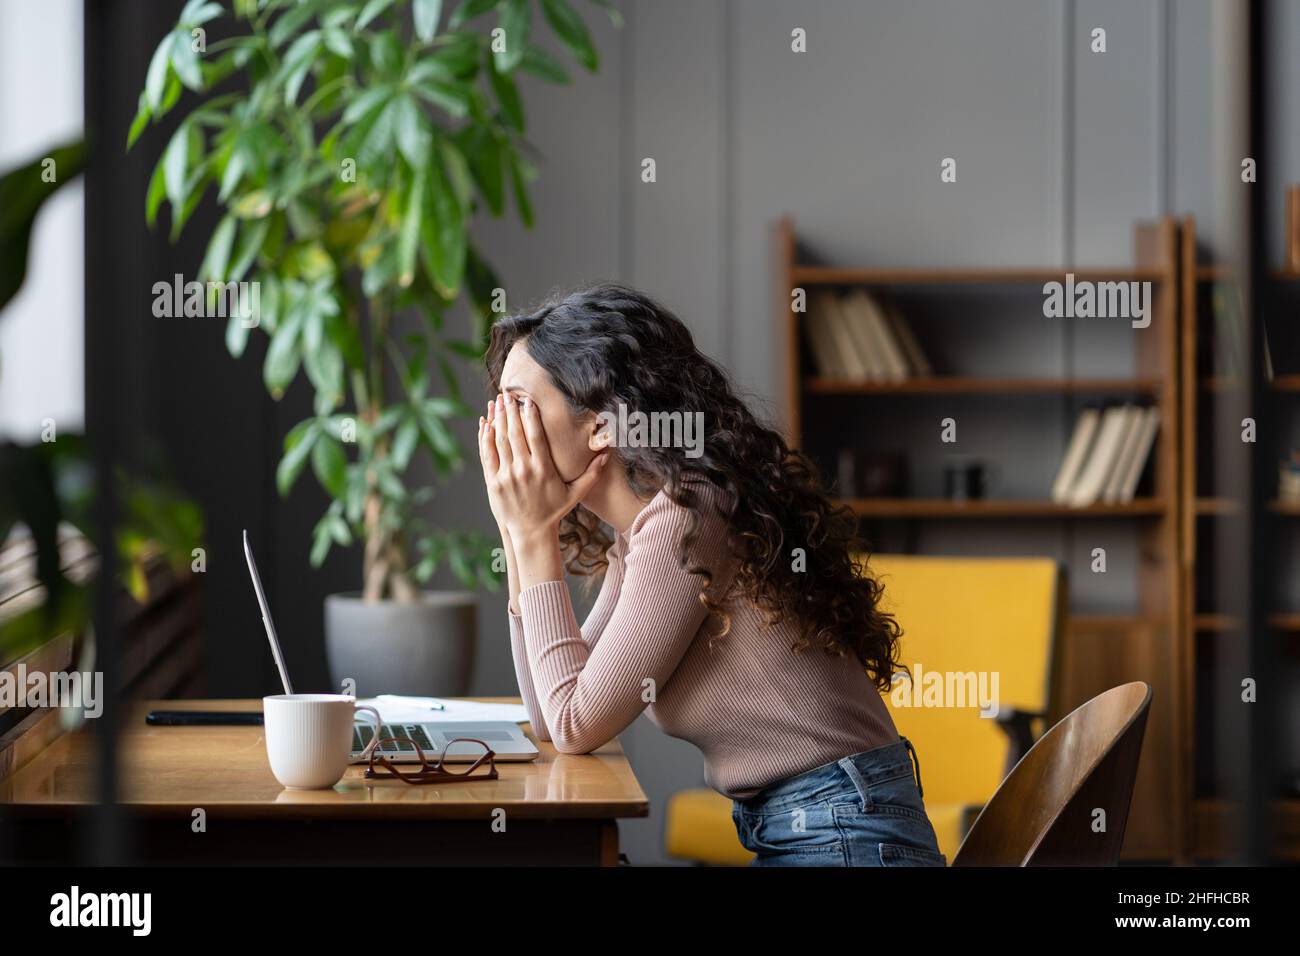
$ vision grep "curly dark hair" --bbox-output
[485,283,902,691]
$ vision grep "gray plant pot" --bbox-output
[324,591,477,698]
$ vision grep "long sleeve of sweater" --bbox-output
[507,534,626,741]
[515,489,736,755]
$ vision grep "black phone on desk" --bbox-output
[145,710,264,726]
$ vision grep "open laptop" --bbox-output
[243,530,538,763]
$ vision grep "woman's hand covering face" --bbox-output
[478,391,609,538]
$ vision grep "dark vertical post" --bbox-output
[1244,0,1278,865]
[83,0,124,865]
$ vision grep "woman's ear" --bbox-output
[588,410,613,453]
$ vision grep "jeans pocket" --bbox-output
[879,842,948,867]
[832,787,946,866]
[736,801,844,857]
[863,770,933,822]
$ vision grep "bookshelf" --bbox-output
[1178,212,1300,862]
[775,215,1185,861]
[807,377,1162,396]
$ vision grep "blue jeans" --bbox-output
[731,736,947,867]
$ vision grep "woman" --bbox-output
[477,283,945,867]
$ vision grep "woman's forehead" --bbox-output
[501,341,545,390]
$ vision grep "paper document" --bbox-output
[358,695,530,725]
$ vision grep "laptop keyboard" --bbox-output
[352,723,521,754]
[353,724,436,754]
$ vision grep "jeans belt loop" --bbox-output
[901,736,924,799]
[836,755,872,812]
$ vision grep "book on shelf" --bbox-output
[806,293,849,379]
[1100,407,1144,504]
[1052,404,1158,507]
[829,293,885,380]
[843,290,909,382]
[1111,407,1160,504]
[805,291,931,382]
[883,300,933,377]
[1050,407,1100,503]
[823,293,872,379]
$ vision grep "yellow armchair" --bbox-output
[665,554,1064,865]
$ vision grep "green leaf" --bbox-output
[508,148,534,227]
[144,34,175,111]
[127,92,152,150]
[419,409,458,458]
[424,396,472,417]
[342,83,396,123]
[489,63,524,131]
[311,434,348,498]
[225,313,251,358]
[160,73,184,115]
[413,0,442,42]
[495,0,530,73]
[429,31,481,77]
[145,153,168,227]
[420,149,466,297]
[328,511,352,545]
[373,406,405,434]
[284,240,336,280]
[411,78,470,117]
[165,124,209,240]
[276,419,320,496]
[228,215,270,282]
[198,213,237,282]
[462,127,503,215]
[362,243,397,298]
[351,96,400,169]
[180,0,223,26]
[263,308,304,397]
[393,94,431,166]
[0,142,87,313]
[368,29,404,76]
[269,0,320,46]
[356,0,398,32]
[322,26,354,58]
[542,0,597,71]
[304,340,345,409]
[450,0,497,28]
[397,160,426,287]
[407,57,455,84]
[448,543,473,585]
[162,118,192,213]
[281,31,323,104]
[232,188,273,219]
[520,45,570,84]
[310,515,334,567]
[392,416,420,469]
[323,307,366,371]
[218,143,247,202]
[440,139,473,213]
[170,32,205,91]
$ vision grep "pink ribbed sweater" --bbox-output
[507,480,899,799]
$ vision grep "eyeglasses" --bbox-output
[362,735,499,785]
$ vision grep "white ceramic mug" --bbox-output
[262,694,381,790]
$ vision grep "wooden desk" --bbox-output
[0,699,649,865]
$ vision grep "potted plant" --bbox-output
[129,0,611,695]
